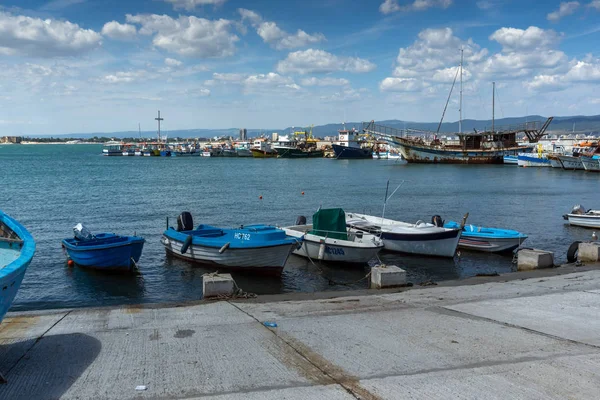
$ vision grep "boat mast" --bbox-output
[492,82,495,134]
[459,48,463,134]
[138,123,141,139]
[155,110,164,142]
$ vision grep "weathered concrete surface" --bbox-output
[517,248,554,271]
[203,273,235,299]
[579,242,600,263]
[2,268,600,399]
[371,265,406,289]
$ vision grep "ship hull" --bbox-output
[392,139,521,164]
[332,144,372,159]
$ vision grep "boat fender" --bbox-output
[296,216,307,225]
[181,235,193,254]
[567,241,582,263]
[219,242,230,254]
[318,241,325,260]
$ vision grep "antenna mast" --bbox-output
[155,110,164,142]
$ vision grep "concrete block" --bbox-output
[202,273,235,299]
[578,242,600,263]
[517,249,554,271]
[371,265,407,289]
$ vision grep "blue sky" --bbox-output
[1,0,600,135]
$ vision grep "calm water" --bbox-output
[1,144,598,311]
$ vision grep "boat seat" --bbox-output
[0,237,23,245]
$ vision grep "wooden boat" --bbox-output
[62,224,145,271]
[563,205,600,228]
[161,212,300,275]
[1,210,35,324]
[283,209,383,264]
[346,213,462,258]
[444,221,527,253]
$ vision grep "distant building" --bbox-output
[1,136,22,144]
[239,128,247,140]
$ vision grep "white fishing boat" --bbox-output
[581,156,600,172]
[517,152,550,167]
[345,213,462,258]
[563,205,600,229]
[282,209,383,264]
[557,155,584,170]
[102,141,123,156]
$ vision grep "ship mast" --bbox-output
[492,82,495,134]
[155,110,163,142]
[459,48,463,134]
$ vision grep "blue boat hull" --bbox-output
[445,221,527,253]
[63,236,145,270]
[332,144,372,159]
[1,211,36,323]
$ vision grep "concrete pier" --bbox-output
[2,266,600,399]
[202,273,235,299]
[371,265,406,288]
[517,248,555,271]
[578,242,600,263]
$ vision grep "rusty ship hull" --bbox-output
[393,138,522,164]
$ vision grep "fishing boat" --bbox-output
[581,156,600,172]
[563,205,600,228]
[503,155,518,165]
[251,139,277,158]
[547,154,563,168]
[1,210,35,324]
[235,142,253,157]
[332,127,372,159]
[102,141,123,156]
[161,212,301,275]
[282,209,383,264]
[346,213,463,258]
[517,152,550,167]
[444,221,527,253]
[364,58,554,164]
[62,224,145,271]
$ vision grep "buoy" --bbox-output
[219,242,230,254]
[259,195,263,200]
[318,241,326,260]
[301,192,305,195]
[67,259,74,267]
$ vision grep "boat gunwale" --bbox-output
[282,225,384,250]
[0,211,36,276]
[62,236,145,251]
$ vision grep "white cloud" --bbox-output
[379,77,426,92]
[101,70,156,84]
[319,88,364,102]
[276,49,376,74]
[476,0,495,9]
[547,1,580,21]
[238,9,325,50]
[524,74,568,91]
[203,71,302,94]
[431,66,472,82]
[101,21,137,40]
[301,77,350,86]
[590,0,600,10]
[565,60,600,81]
[164,58,182,67]
[379,0,452,14]
[126,14,238,58]
[0,12,102,57]
[489,26,560,51]
[163,0,227,11]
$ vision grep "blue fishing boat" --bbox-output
[1,210,35,325]
[444,221,527,253]
[332,127,372,159]
[503,155,518,165]
[161,212,301,275]
[62,224,145,271]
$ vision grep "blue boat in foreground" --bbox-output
[161,212,301,275]
[62,224,145,271]
[1,210,35,324]
[445,221,527,253]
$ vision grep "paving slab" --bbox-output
[360,353,600,399]
[0,312,69,339]
[187,384,355,400]
[0,321,332,400]
[267,307,590,379]
[446,291,600,346]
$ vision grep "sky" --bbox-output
[1,0,600,135]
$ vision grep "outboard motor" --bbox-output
[431,215,444,228]
[296,215,307,225]
[177,211,194,231]
[73,223,93,241]
[571,205,586,215]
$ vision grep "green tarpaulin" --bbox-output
[311,208,348,240]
